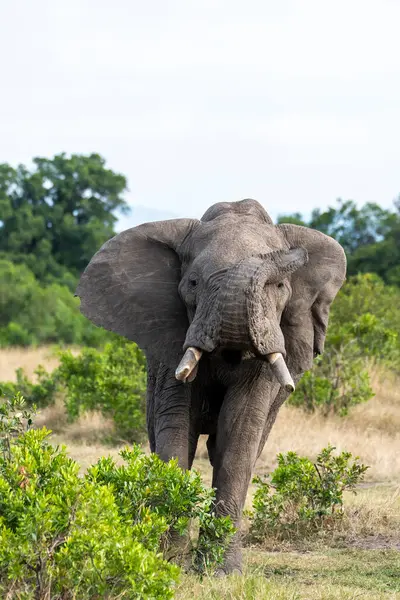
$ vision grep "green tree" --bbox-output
[308,199,393,254]
[0,259,109,347]
[279,199,394,254]
[276,212,307,227]
[278,198,400,285]
[348,200,400,285]
[0,153,129,288]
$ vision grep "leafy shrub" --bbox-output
[0,393,178,599]
[0,392,234,598]
[248,446,368,543]
[289,347,374,416]
[56,338,147,442]
[0,338,147,442]
[88,449,235,571]
[289,273,400,415]
[0,365,58,409]
[0,321,34,346]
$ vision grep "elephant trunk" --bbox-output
[216,258,260,348]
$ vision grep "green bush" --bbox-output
[0,392,235,598]
[0,393,178,599]
[0,365,58,409]
[248,446,368,543]
[87,449,235,571]
[56,338,147,442]
[289,273,400,415]
[0,322,34,346]
[0,338,147,443]
[289,347,374,416]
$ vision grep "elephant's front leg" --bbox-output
[212,369,280,574]
[153,364,192,468]
[152,365,194,564]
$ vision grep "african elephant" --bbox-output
[76,199,346,574]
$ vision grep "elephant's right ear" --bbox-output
[277,224,347,374]
[76,219,199,365]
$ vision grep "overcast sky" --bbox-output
[1,0,399,229]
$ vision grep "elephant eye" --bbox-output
[189,275,198,288]
[277,282,285,289]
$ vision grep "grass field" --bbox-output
[1,346,400,599]
[177,548,400,599]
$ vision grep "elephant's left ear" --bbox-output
[277,224,347,374]
[75,219,199,366]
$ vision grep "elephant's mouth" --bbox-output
[220,348,243,366]
[175,346,295,392]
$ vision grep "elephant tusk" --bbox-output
[175,347,203,383]
[267,352,295,393]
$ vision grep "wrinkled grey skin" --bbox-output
[76,199,346,573]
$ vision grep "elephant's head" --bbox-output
[76,200,346,390]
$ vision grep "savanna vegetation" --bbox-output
[1,153,400,598]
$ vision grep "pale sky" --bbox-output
[1,0,400,229]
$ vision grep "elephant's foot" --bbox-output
[214,565,242,577]
[162,528,192,567]
[214,546,243,577]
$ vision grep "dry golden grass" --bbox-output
[0,345,80,382]
[0,345,61,381]
[32,401,123,472]
[50,435,125,472]
[343,484,400,547]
